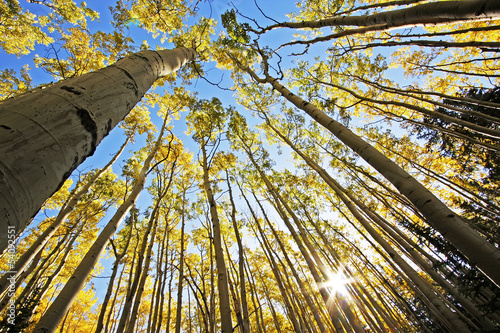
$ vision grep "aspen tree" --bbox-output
[229,115,351,332]
[117,160,173,332]
[263,113,497,330]
[174,191,188,333]
[263,212,328,332]
[225,170,251,333]
[32,113,171,333]
[94,219,134,333]
[250,218,303,333]
[130,144,180,332]
[186,97,233,333]
[0,136,129,301]
[234,57,500,288]
[256,0,500,33]
[0,47,195,251]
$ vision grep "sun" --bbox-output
[321,268,352,296]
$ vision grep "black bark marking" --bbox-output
[153,50,165,68]
[116,67,139,97]
[132,53,155,75]
[105,118,112,135]
[0,125,11,130]
[55,155,79,196]
[117,67,136,83]
[62,156,79,181]
[476,2,487,16]
[61,85,83,95]
[135,54,154,71]
[76,108,98,155]
[447,214,455,218]
[135,54,150,62]
[124,82,138,95]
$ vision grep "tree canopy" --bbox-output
[0,0,499,332]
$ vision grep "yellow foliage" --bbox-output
[42,178,73,211]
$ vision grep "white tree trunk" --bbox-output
[266,0,500,30]
[0,137,128,301]
[201,146,233,333]
[244,68,500,288]
[32,116,169,333]
[0,47,195,251]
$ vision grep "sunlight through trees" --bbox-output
[0,0,499,332]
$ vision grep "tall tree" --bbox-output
[1,0,500,331]
[32,113,171,333]
[186,97,233,333]
[0,47,195,251]
[229,51,500,288]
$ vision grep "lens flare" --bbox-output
[320,268,352,296]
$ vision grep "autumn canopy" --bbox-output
[0,0,499,332]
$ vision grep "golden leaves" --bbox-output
[42,178,73,211]
[0,3,51,55]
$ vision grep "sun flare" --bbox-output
[321,269,352,296]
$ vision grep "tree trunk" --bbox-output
[0,136,128,300]
[116,206,159,333]
[226,173,251,333]
[223,240,245,333]
[251,218,303,333]
[126,214,159,333]
[200,145,232,333]
[94,224,133,333]
[266,117,496,329]
[23,225,81,327]
[174,192,187,333]
[0,47,195,252]
[242,252,264,333]
[126,154,177,333]
[266,219,328,333]
[238,137,347,331]
[32,116,170,333]
[107,234,137,333]
[262,0,500,31]
[255,265,283,333]
[242,64,500,288]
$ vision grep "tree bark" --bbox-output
[200,145,232,333]
[226,173,251,333]
[251,217,303,333]
[125,214,158,333]
[32,115,170,333]
[174,192,187,333]
[241,63,500,288]
[116,203,160,333]
[94,224,133,333]
[266,116,496,329]
[0,47,195,252]
[0,136,128,300]
[261,0,500,31]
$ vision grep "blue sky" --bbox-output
[0,0,306,300]
[2,0,477,318]
[0,1,293,190]
[0,0,399,241]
